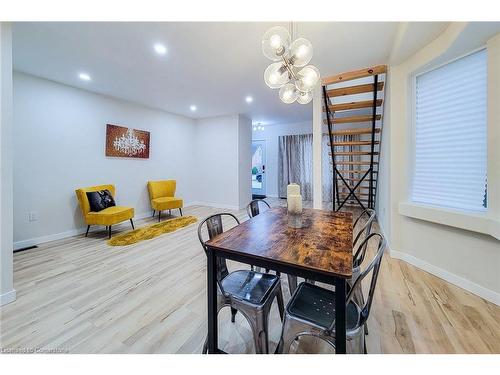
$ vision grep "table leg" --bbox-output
[334,277,347,354]
[207,247,218,353]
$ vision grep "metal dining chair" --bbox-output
[353,208,376,252]
[198,213,285,354]
[277,233,386,354]
[246,199,276,274]
[246,198,271,218]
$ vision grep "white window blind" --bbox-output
[413,49,487,212]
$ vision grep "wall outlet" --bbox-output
[28,211,39,222]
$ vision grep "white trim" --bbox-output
[12,202,240,250]
[0,289,16,306]
[13,211,153,250]
[399,201,500,240]
[187,201,240,211]
[390,249,500,306]
[378,218,499,306]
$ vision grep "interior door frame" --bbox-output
[251,139,267,198]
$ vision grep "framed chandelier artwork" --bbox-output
[105,124,150,159]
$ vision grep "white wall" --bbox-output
[380,24,500,305]
[376,74,391,241]
[237,115,252,209]
[13,72,198,248]
[1,23,16,305]
[251,121,312,198]
[194,114,251,209]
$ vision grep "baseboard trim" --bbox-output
[390,249,500,306]
[187,201,240,210]
[13,211,152,250]
[376,219,499,306]
[0,289,17,306]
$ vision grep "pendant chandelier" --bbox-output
[262,24,320,104]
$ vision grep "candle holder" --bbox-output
[288,211,303,228]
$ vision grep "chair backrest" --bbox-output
[352,209,376,258]
[147,180,176,200]
[340,232,386,330]
[246,199,271,218]
[197,213,240,283]
[75,184,116,217]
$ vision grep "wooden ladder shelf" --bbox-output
[322,64,387,211]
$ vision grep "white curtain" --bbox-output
[278,134,313,200]
[278,133,362,203]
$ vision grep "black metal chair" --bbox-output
[277,233,386,354]
[353,208,376,252]
[198,213,285,354]
[246,199,271,218]
[246,199,277,275]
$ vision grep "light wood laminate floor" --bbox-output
[1,200,499,354]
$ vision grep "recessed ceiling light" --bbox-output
[190,105,197,112]
[245,96,253,103]
[154,43,167,55]
[79,73,91,81]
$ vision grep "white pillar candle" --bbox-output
[288,194,303,214]
[287,183,300,198]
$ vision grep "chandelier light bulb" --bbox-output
[262,26,291,61]
[295,65,321,92]
[297,90,313,104]
[253,126,257,131]
[289,38,313,67]
[279,83,298,104]
[269,34,282,49]
[264,62,290,89]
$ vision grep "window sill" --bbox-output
[398,202,500,240]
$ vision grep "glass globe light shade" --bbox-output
[289,38,313,67]
[297,90,313,104]
[295,65,321,92]
[264,62,290,89]
[262,26,291,61]
[279,83,298,104]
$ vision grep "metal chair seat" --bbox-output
[278,233,386,354]
[222,270,280,305]
[287,282,360,331]
[199,212,284,354]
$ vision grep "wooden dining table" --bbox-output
[205,206,353,354]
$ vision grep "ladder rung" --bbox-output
[335,177,377,183]
[323,99,383,112]
[322,65,387,85]
[334,161,379,166]
[332,168,378,174]
[329,128,381,136]
[326,115,381,124]
[326,82,384,97]
[338,192,372,197]
[338,186,373,191]
[333,151,379,156]
[329,141,380,146]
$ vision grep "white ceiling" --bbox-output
[13,22,451,125]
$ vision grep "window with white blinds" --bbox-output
[413,49,487,212]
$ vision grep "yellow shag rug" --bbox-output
[107,216,198,246]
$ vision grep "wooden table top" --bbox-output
[206,206,353,279]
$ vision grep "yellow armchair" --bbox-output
[75,184,134,239]
[147,180,183,221]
